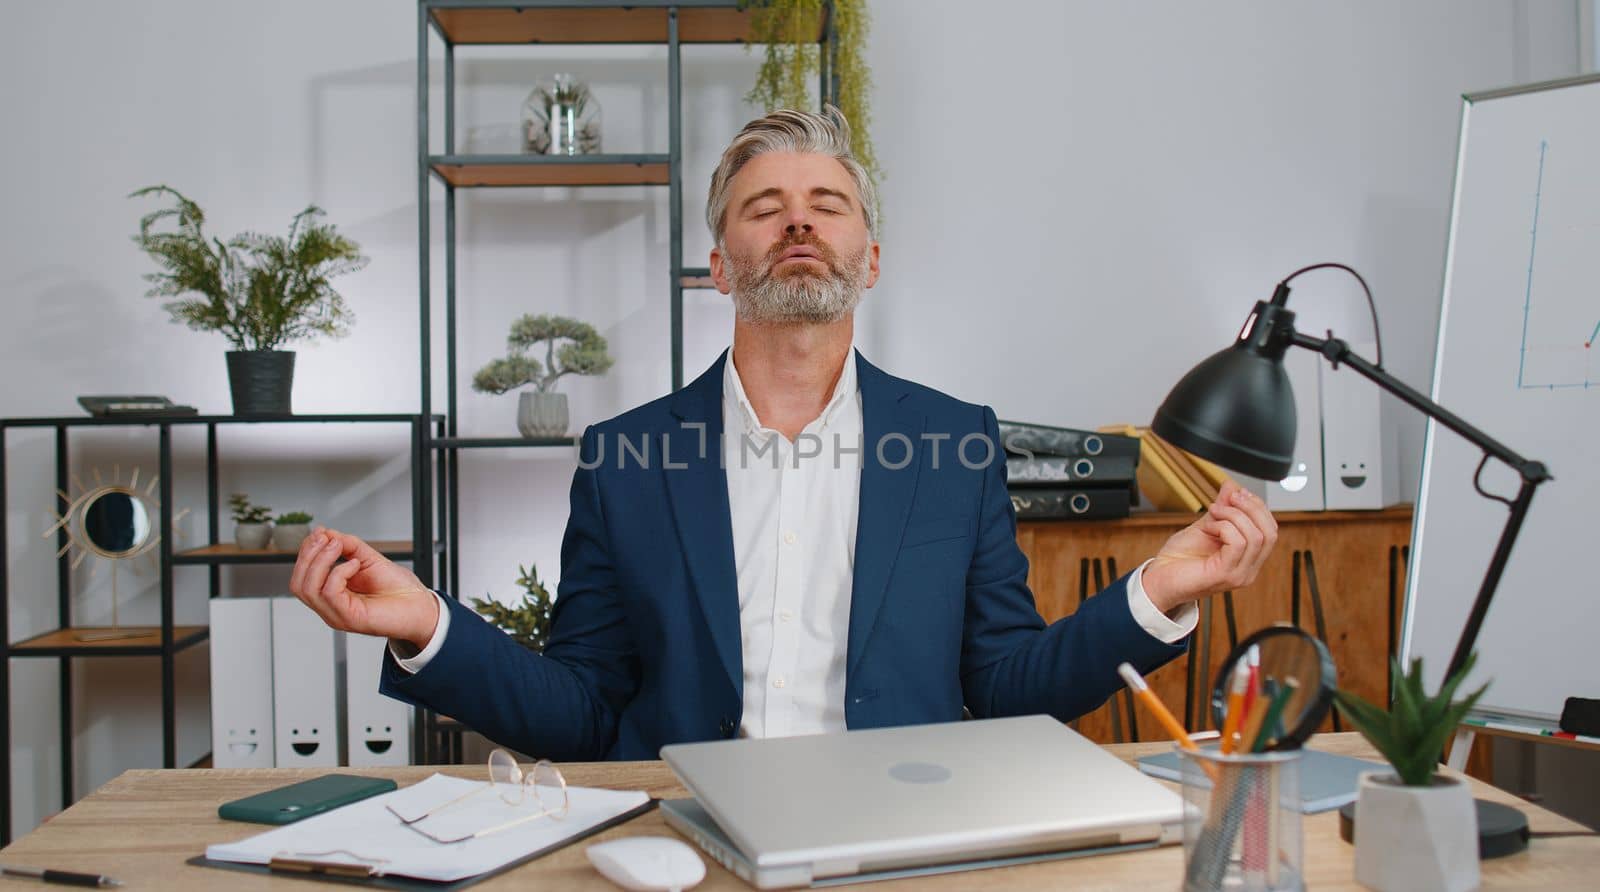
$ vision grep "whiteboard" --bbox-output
[1402,74,1600,722]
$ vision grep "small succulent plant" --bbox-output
[1334,653,1488,786]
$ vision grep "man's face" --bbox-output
[711,152,880,324]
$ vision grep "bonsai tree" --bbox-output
[275,511,313,525]
[130,185,368,351]
[472,314,615,395]
[1334,653,1488,786]
[228,493,272,525]
[472,564,554,653]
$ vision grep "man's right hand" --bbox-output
[289,528,440,651]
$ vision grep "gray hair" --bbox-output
[705,106,879,247]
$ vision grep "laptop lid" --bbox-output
[660,714,1183,880]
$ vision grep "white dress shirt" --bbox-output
[723,347,862,738]
[395,348,1199,736]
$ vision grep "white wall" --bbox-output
[0,0,1588,837]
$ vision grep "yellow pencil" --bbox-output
[1219,661,1251,755]
[1117,663,1218,781]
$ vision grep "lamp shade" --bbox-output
[1151,301,1299,480]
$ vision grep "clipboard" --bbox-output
[187,798,656,889]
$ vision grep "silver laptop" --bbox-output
[659,714,1183,889]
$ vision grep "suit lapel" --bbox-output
[847,352,925,678]
[664,351,743,697]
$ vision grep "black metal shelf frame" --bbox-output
[417,3,838,668]
[0,413,440,844]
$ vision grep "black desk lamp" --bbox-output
[1150,262,1551,858]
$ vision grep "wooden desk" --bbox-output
[2,734,1591,890]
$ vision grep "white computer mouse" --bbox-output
[586,835,707,892]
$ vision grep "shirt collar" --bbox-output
[724,346,858,436]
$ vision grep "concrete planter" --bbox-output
[1353,772,1479,892]
[272,523,311,553]
[234,522,273,551]
[517,391,569,438]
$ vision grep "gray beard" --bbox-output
[725,243,869,324]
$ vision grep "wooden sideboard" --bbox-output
[1018,505,1413,746]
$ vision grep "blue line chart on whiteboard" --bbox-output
[1516,138,1600,390]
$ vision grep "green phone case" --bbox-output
[218,774,399,825]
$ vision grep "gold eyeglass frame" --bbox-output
[386,748,569,844]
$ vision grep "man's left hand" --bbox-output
[1141,481,1278,615]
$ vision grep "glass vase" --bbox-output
[522,74,602,155]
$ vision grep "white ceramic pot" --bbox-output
[234,522,272,551]
[1353,772,1479,892]
[517,391,569,438]
[271,523,311,553]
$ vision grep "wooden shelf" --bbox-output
[429,3,824,45]
[9,626,208,657]
[173,541,419,564]
[429,155,670,188]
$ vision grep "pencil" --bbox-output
[1234,689,1274,756]
[1219,661,1250,755]
[1250,679,1300,752]
[1117,663,1195,747]
[1116,663,1219,782]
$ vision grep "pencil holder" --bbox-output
[1178,745,1304,892]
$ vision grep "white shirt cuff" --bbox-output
[389,591,451,674]
[1126,560,1199,644]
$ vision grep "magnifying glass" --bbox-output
[1208,625,1337,752]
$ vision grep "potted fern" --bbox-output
[1335,653,1488,892]
[229,493,273,550]
[472,314,614,438]
[130,185,368,415]
[471,564,554,653]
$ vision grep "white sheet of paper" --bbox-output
[205,773,651,882]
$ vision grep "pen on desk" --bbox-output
[0,865,122,887]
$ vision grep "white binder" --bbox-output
[209,596,275,769]
[1267,347,1327,511]
[270,596,342,767]
[1321,340,1399,509]
[344,632,414,767]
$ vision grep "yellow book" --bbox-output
[1099,425,1204,513]
[1186,450,1233,492]
[1145,431,1220,505]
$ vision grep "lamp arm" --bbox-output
[1288,332,1546,482]
[1288,330,1551,682]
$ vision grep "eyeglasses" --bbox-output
[386,748,569,844]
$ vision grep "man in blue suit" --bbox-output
[290,108,1278,761]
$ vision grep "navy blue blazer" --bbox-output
[382,350,1187,760]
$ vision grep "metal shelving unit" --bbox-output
[0,412,441,843]
[416,2,838,739]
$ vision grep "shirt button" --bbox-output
[783,531,797,545]
[779,610,793,623]
[773,676,786,689]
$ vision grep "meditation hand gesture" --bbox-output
[1141,481,1279,614]
[288,529,439,650]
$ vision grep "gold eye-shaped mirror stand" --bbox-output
[43,465,189,642]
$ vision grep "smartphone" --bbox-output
[218,774,398,825]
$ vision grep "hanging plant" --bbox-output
[742,0,879,189]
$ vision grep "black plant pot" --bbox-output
[226,350,295,415]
